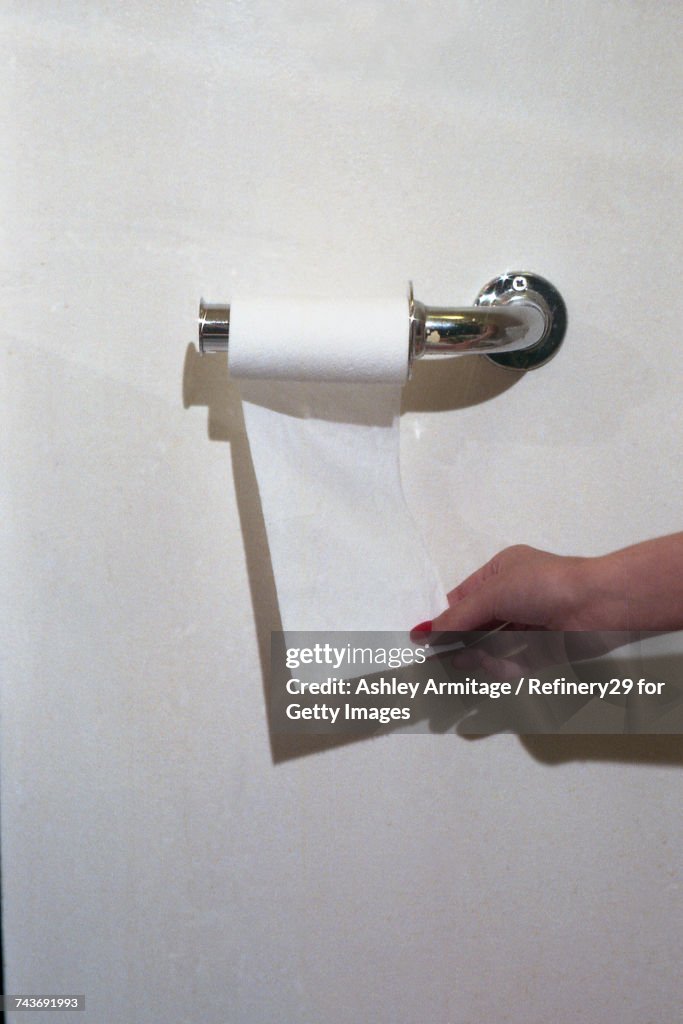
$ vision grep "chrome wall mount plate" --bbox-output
[475,271,567,371]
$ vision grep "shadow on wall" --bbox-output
[182,343,279,697]
[520,735,683,764]
[183,343,375,762]
[401,348,519,413]
[182,344,683,768]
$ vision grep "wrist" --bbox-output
[563,554,627,630]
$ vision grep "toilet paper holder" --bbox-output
[198,271,567,372]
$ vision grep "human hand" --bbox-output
[411,535,683,678]
[412,544,612,637]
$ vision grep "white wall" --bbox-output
[3,3,682,1022]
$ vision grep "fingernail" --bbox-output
[410,620,433,643]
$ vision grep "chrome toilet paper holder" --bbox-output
[198,271,567,372]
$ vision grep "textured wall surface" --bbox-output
[2,3,682,1022]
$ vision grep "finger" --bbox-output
[432,579,504,632]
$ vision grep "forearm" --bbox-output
[577,532,683,632]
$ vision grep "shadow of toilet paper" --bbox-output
[182,345,358,761]
[182,343,279,696]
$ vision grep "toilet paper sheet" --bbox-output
[238,379,445,632]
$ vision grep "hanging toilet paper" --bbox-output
[231,294,445,632]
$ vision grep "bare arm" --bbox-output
[412,532,683,638]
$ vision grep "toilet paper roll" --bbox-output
[233,294,444,633]
[229,296,409,383]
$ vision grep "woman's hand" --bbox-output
[413,534,683,638]
[410,534,683,678]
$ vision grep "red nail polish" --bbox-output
[410,620,433,643]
